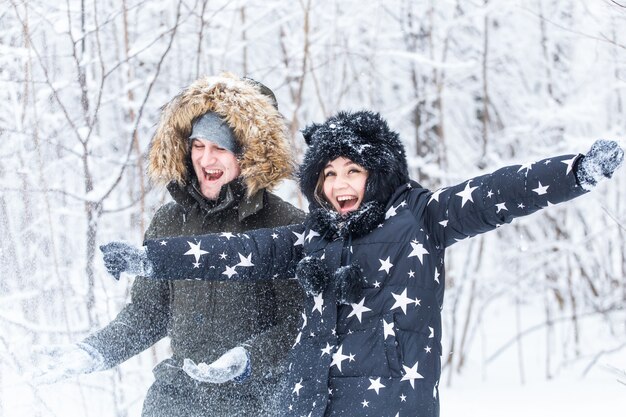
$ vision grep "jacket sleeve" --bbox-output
[424,154,588,249]
[145,223,306,282]
[82,205,175,368]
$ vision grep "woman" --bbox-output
[102,110,623,416]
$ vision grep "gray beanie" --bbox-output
[189,112,241,155]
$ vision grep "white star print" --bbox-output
[293,231,306,246]
[220,232,235,240]
[271,232,278,239]
[222,265,237,278]
[439,220,448,227]
[385,205,398,219]
[486,189,494,198]
[495,202,507,213]
[428,188,445,205]
[312,293,324,315]
[434,268,440,285]
[305,229,320,243]
[330,345,351,373]
[292,378,304,396]
[236,253,254,267]
[361,399,369,407]
[383,319,395,339]
[400,394,407,402]
[379,257,393,274]
[429,326,434,338]
[160,240,167,246]
[193,262,200,268]
[391,288,414,314]
[518,203,525,209]
[408,270,415,278]
[561,155,577,175]
[517,162,533,172]
[533,181,549,195]
[219,252,227,259]
[425,345,432,353]
[368,377,386,394]
[184,241,208,263]
[347,297,372,323]
[408,240,429,264]
[321,343,333,356]
[456,181,479,208]
[373,281,381,288]
[401,361,424,388]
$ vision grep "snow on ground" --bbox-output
[442,296,626,417]
[445,365,625,417]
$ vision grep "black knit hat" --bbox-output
[299,110,410,209]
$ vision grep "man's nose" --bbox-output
[200,148,217,165]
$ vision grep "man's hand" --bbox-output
[99,241,152,280]
[30,343,105,385]
[182,346,251,384]
[576,139,624,190]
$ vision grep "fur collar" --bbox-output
[306,201,386,239]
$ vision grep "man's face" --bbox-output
[190,139,241,200]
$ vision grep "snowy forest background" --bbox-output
[1,0,626,416]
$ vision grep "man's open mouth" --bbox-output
[204,169,224,181]
[337,195,358,210]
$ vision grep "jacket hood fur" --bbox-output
[148,72,294,197]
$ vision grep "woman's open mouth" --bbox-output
[204,169,224,182]
[337,195,358,211]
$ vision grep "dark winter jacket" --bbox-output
[143,142,587,416]
[84,73,305,417]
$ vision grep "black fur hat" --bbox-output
[299,110,409,208]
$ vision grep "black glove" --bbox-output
[99,241,152,280]
[575,139,624,190]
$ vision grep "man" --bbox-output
[35,73,305,416]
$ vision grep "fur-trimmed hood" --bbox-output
[148,72,294,197]
[298,110,410,209]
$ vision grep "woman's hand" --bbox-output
[576,139,624,190]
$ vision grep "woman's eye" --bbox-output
[324,171,335,177]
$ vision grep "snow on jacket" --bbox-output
[84,73,305,417]
[144,152,586,417]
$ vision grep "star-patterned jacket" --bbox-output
[144,154,586,417]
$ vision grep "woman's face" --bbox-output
[322,157,368,216]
